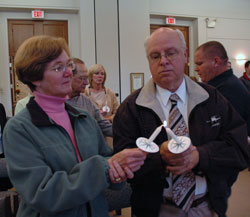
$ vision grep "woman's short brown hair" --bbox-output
[88,64,106,88]
[14,35,70,91]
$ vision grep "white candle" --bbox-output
[148,125,163,144]
[165,128,181,144]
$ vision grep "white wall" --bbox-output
[149,0,250,19]
[148,0,250,77]
[0,0,79,10]
[79,0,95,68]
[119,0,150,101]
[95,0,120,97]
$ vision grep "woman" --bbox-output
[3,36,146,217]
[85,64,119,123]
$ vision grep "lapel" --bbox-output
[136,76,209,121]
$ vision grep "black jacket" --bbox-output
[208,69,250,136]
[0,103,13,190]
[0,103,7,135]
[113,77,249,217]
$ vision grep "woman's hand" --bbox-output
[111,148,147,172]
[108,148,147,183]
[108,160,133,183]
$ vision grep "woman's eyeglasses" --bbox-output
[51,61,76,73]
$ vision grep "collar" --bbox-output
[156,79,186,107]
[136,75,209,122]
[208,69,233,85]
[26,97,87,127]
[243,72,250,81]
[34,91,67,113]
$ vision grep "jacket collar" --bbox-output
[243,72,250,81]
[26,97,86,127]
[136,75,209,122]
[208,69,233,86]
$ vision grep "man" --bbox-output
[15,93,32,115]
[194,41,250,136]
[67,58,113,137]
[240,60,250,93]
[113,28,249,217]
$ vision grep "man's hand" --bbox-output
[160,141,199,175]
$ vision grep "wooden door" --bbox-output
[8,20,68,112]
[150,24,190,75]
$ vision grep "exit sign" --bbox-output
[32,10,44,19]
[166,17,176,25]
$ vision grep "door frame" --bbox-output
[0,11,80,116]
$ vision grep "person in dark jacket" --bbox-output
[240,60,250,94]
[195,41,250,136]
[0,103,13,190]
[113,28,249,217]
[0,103,7,142]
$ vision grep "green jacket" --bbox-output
[3,98,121,217]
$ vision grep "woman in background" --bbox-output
[3,35,146,217]
[85,64,119,123]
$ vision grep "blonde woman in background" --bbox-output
[85,64,119,123]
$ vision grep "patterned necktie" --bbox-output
[168,93,195,212]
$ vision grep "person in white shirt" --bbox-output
[113,27,249,217]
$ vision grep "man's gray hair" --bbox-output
[144,28,186,53]
[176,29,186,50]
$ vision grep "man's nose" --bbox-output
[83,79,89,85]
[194,65,199,72]
[159,54,170,65]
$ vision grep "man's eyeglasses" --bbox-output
[77,76,89,82]
[148,49,180,63]
[51,61,76,73]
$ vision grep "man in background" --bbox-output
[67,58,113,137]
[14,93,32,115]
[195,41,250,136]
[240,60,250,93]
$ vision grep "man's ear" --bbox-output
[184,49,188,63]
[31,81,41,88]
[213,56,221,67]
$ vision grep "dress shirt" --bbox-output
[156,79,188,126]
[156,78,207,196]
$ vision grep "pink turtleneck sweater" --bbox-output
[34,91,82,162]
